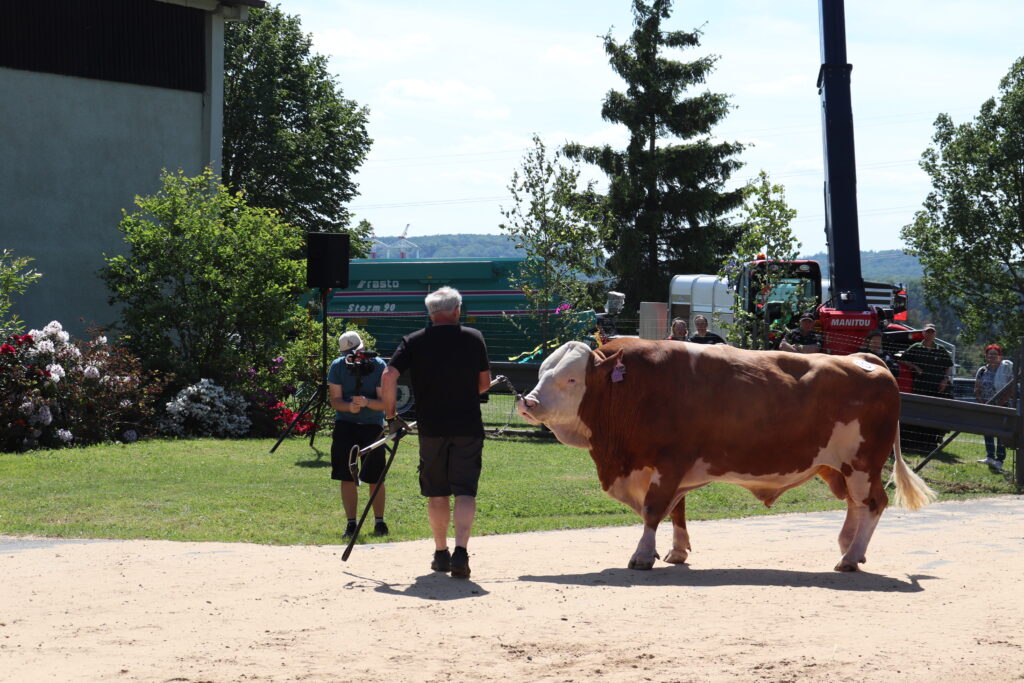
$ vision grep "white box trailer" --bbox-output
[666,274,734,338]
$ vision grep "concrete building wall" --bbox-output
[1,67,208,335]
[0,1,235,337]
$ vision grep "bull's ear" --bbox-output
[592,348,622,369]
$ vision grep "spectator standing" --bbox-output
[901,323,954,397]
[975,343,1015,471]
[780,315,823,354]
[858,329,899,376]
[688,315,726,345]
[667,318,689,341]
[327,331,389,539]
[380,287,491,579]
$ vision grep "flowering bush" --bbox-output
[161,379,252,438]
[234,312,377,438]
[268,401,317,436]
[0,321,168,451]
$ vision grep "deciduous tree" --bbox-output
[719,171,804,348]
[101,169,306,388]
[0,249,42,335]
[901,57,1024,346]
[500,135,608,355]
[224,4,372,245]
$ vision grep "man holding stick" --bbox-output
[381,287,491,579]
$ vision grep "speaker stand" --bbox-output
[270,287,332,454]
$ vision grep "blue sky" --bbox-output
[284,0,1023,256]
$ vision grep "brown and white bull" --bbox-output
[516,338,936,572]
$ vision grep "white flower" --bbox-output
[30,405,53,426]
[95,335,107,346]
[42,321,63,336]
[62,345,81,360]
[28,339,55,356]
[84,365,100,379]
[161,379,251,437]
[46,363,65,382]
[18,401,34,416]
[56,429,74,443]
[119,399,132,408]
[55,330,70,344]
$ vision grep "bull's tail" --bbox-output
[889,423,938,511]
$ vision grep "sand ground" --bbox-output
[2,495,1023,682]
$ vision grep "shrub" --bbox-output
[0,249,42,336]
[0,321,167,451]
[278,305,377,392]
[161,379,252,438]
[101,168,306,390]
[233,308,377,437]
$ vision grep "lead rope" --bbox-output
[488,375,523,438]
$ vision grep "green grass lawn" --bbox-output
[0,433,1017,546]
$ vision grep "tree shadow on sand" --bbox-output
[520,566,932,593]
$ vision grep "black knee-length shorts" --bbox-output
[331,421,386,483]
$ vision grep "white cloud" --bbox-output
[310,27,434,66]
[380,79,497,108]
[541,44,603,67]
[473,107,512,121]
[742,74,808,97]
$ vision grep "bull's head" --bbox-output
[517,341,624,450]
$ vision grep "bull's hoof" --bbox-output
[834,561,860,572]
[663,549,689,564]
[628,558,656,570]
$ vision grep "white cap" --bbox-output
[338,331,364,354]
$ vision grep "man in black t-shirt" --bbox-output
[381,286,491,579]
[780,315,822,353]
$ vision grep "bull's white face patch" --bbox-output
[519,341,591,426]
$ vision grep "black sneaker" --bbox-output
[342,521,357,539]
[431,548,451,573]
[450,546,470,579]
[373,521,390,536]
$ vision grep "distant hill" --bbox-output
[370,233,520,259]
[801,249,922,285]
[373,235,922,286]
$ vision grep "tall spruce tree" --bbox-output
[564,0,745,309]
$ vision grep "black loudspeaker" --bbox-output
[306,232,350,289]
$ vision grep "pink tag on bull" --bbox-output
[611,359,625,382]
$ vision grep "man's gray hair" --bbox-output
[425,286,462,315]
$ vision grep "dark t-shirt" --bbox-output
[389,323,490,437]
[688,332,725,345]
[902,342,953,396]
[785,329,822,350]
